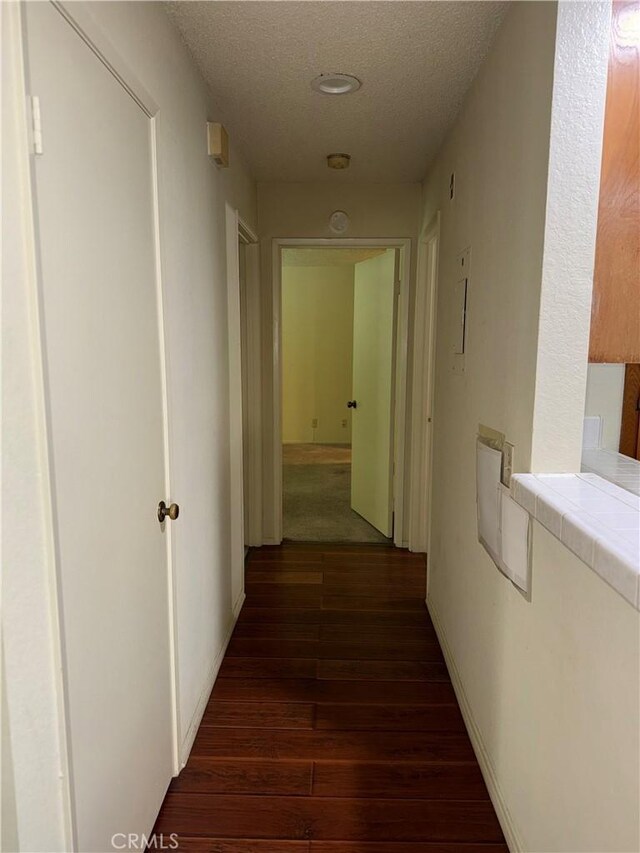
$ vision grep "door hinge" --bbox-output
[30,96,43,155]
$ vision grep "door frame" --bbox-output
[238,218,263,547]
[13,3,179,848]
[408,214,440,562]
[226,207,261,616]
[270,237,411,547]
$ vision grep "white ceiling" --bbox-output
[166,1,508,183]
[282,247,386,266]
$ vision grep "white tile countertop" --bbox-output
[511,473,640,609]
[581,447,640,496]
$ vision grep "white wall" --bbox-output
[282,264,354,444]
[2,5,72,847]
[431,520,639,853]
[529,2,611,471]
[258,182,421,542]
[422,2,638,850]
[3,2,257,848]
[585,363,625,451]
[2,652,19,853]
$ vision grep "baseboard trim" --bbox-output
[427,596,524,853]
[178,591,245,768]
[233,590,246,619]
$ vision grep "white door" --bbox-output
[25,4,174,849]
[350,250,397,537]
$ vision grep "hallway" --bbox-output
[6,2,640,849]
[153,545,507,849]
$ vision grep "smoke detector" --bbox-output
[329,211,350,234]
[311,73,361,95]
[327,153,351,170]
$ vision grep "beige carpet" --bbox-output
[283,443,352,465]
[282,444,390,543]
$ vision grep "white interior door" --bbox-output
[350,250,397,537]
[25,4,173,849]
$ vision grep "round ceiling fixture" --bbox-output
[329,210,350,235]
[327,153,351,170]
[311,73,361,95]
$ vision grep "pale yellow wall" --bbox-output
[422,2,638,851]
[282,264,354,444]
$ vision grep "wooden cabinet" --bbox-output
[619,363,640,457]
[589,0,640,363]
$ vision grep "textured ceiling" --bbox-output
[282,247,386,266]
[166,1,509,183]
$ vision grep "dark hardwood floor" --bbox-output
[153,544,507,852]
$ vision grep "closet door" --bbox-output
[26,4,173,848]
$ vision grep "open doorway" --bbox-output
[281,247,398,542]
[226,207,260,608]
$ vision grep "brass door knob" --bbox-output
[157,501,180,523]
